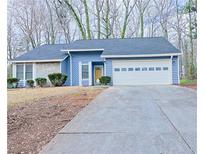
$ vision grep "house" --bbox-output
[11,37,181,87]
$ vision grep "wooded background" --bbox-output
[7,0,197,79]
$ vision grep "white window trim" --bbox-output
[15,63,35,86]
[33,63,36,86]
[25,64,34,80]
[94,65,104,85]
[23,64,26,86]
[81,63,89,80]
[89,62,92,86]
[79,62,82,86]
[16,63,24,81]
[79,62,93,86]
[12,63,16,78]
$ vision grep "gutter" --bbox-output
[11,59,66,63]
[101,53,182,58]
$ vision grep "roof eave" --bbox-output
[101,53,182,58]
[11,58,66,63]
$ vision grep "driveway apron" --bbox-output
[40,85,196,154]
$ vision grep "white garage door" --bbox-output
[112,59,172,85]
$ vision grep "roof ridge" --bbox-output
[75,37,164,42]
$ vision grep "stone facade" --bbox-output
[36,62,60,85]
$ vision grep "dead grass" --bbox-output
[7,86,105,154]
[8,86,100,106]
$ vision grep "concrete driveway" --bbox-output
[40,85,196,154]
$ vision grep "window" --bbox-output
[142,67,147,71]
[25,64,33,80]
[121,68,127,71]
[135,67,140,71]
[149,67,154,71]
[114,68,120,72]
[163,67,168,70]
[16,65,24,80]
[82,64,89,79]
[128,68,133,71]
[156,67,161,71]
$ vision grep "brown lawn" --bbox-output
[7,86,105,154]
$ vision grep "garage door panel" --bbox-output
[112,59,172,85]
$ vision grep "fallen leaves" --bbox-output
[8,87,104,154]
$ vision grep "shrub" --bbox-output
[48,73,67,86]
[27,80,34,87]
[99,76,111,85]
[35,78,47,87]
[7,78,19,88]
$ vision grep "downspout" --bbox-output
[170,55,173,84]
[68,51,72,86]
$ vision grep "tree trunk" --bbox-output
[105,0,110,38]
[45,0,55,44]
[83,0,91,39]
[176,0,182,79]
[188,0,194,79]
[140,13,144,37]
[64,0,86,39]
[96,0,101,39]
[121,12,129,38]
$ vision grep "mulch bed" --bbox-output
[7,89,103,154]
[180,84,197,90]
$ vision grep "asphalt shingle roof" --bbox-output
[71,37,180,56]
[13,37,180,61]
[14,44,70,61]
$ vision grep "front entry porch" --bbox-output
[92,62,104,86]
[79,61,104,86]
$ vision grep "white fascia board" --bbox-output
[61,55,69,61]
[11,59,66,63]
[61,49,104,52]
[101,53,182,58]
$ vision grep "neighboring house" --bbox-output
[11,37,181,87]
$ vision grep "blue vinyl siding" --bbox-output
[172,56,179,84]
[14,54,180,87]
[61,56,70,85]
[71,51,104,86]
[82,80,89,86]
[105,59,113,85]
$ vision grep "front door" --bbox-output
[94,66,103,85]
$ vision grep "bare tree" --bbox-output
[62,0,86,39]
[45,0,56,44]
[7,0,196,80]
[120,0,136,38]
[184,0,197,79]
[95,0,104,39]
[101,0,112,38]
[135,0,151,37]
[53,0,72,43]
[82,0,92,39]
[14,0,40,49]
[153,0,174,39]
[146,9,159,37]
